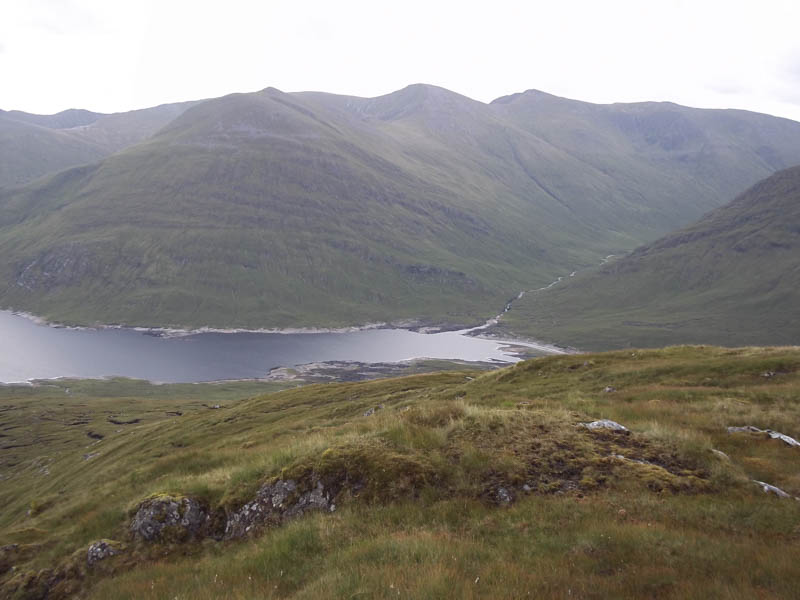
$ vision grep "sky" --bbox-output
[3,0,800,121]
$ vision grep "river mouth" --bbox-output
[0,310,559,384]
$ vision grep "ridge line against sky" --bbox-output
[6,85,800,126]
[2,0,800,121]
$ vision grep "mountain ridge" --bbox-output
[3,84,800,329]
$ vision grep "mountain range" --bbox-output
[2,84,800,329]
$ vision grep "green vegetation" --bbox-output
[2,346,800,598]
[498,166,800,350]
[3,85,800,329]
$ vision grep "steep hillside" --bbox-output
[2,85,800,328]
[497,166,800,349]
[2,347,799,598]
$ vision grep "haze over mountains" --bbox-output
[2,84,800,331]
[498,166,800,349]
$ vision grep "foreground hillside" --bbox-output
[498,166,800,350]
[3,86,800,329]
[2,346,799,598]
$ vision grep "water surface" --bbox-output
[0,311,550,383]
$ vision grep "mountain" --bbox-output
[496,166,800,349]
[0,102,198,188]
[2,84,800,328]
[2,346,799,598]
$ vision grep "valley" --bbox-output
[493,166,800,349]
[2,82,800,600]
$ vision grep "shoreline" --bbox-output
[0,355,510,387]
[5,308,445,337]
[3,256,606,342]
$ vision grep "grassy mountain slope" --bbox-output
[497,166,800,349]
[0,102,197,188]
[1,346,799,598]
[2,85,800,328]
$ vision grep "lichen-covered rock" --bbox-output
[129,495,210,543]
[87,539,124,566]
[225,479,335,539]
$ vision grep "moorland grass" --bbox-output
[1,346,799,598]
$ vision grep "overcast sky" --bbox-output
[3,0,800,121]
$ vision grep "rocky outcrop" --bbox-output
[127,480,338,545]
[224,480,336,539]
[129,495,213,542]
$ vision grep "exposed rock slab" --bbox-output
[753,480,799,500]
[727,426,800,447]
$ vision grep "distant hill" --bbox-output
[69,100,201,154]
[0,102,197,188]
[2,84,800,328]
[497,166,800,349]
[2,108,103,129]
[0,112,108,188]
